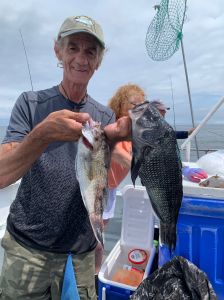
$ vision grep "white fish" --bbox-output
[75,121,110,245]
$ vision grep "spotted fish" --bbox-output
[129,102,183,250]
[75,120,110,246]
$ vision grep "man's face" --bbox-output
[55,33,101,85]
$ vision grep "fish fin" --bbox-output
[160,221,177,251]
[131,157,142,186]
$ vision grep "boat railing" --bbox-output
[181,96,224,162]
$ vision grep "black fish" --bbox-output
[129,102,183,250]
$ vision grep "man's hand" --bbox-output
[36,110,91,144]
[104,116,132,143]
[0,110,91,188]
[188,128,195,135]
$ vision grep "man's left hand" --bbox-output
[104,117,132,143]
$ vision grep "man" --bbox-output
[149,100,194,139]
[0,15,116,300]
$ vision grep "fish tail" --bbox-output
[160,222,177,251]
[89,213,104,247]
[131,158,142,185]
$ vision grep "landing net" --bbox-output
[145,0,187,61]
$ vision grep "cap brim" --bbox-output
[60,29,105,49]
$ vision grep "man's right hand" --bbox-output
[0,110,91,188]
[36,110,91,144]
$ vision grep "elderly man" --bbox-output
[0,15,116,300]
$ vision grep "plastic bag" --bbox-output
[197,150,224,177]
[131,256,217,300]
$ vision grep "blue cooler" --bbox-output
[173,181,224,299]
[174,195,224,299]
[159,180,224,299]
[98,185,156,300]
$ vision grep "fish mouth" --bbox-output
[82,135,93,150]
[82,121,95,149]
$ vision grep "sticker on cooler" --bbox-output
[128,249,148,270]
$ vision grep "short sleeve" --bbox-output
[2,93,32,144]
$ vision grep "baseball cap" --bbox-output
[149,100,170,111]
[57,15,105,49]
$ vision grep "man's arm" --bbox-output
[0,110,90,189]
[175,131,188,139]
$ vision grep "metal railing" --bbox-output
[181,96,224,162]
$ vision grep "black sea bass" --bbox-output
[129,102,183,250]
[75,121,110,246]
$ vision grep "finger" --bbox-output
[116,117,132,137]
[66,119,83,139]
[104,117,131,142]
[72,112,90,124]
[104,123,118,141]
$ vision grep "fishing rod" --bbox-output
[180,38,200,159]
[19,29,34,91]
[169,76,176,131]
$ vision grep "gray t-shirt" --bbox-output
[2,85,115,254]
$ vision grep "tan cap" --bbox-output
[149,100,170,111]
[57,15,105,49]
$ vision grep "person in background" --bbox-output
[149,100,195,139]
[95,84,145,273]
[149,99,208,183]
[0,15,116,300]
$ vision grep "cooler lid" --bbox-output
[120,185,155,249]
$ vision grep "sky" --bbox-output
[0,0,223,126]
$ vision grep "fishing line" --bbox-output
[19,29,34,91]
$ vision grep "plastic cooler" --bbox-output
[98,185,156,300]
[172,179,224,299]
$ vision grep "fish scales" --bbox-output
[129,102,183,250]
[75,121,110,246]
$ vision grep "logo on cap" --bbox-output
[74,16,93,28]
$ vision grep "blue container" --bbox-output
[174,195,224,299]
[98,282,133,300]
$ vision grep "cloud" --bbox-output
[0,0,223,126]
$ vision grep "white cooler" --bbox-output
[98,185,156,300]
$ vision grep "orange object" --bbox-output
[112,267,143,287]
[108,141,132,189]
